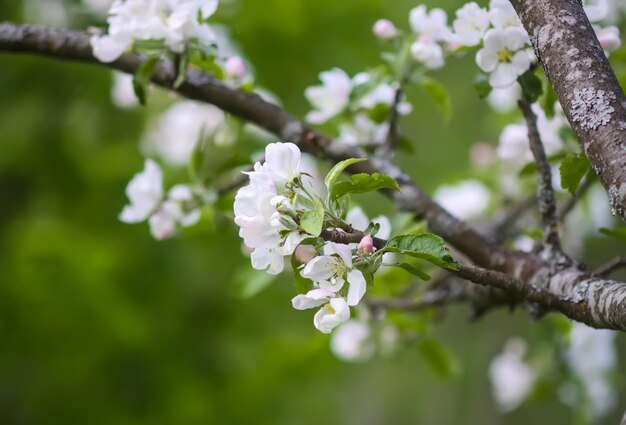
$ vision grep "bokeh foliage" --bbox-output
[0,0,624,424]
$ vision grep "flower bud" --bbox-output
[372,19,398,39]
[294,244,317,264]
[358,235,375,255]
[224,56,247,79]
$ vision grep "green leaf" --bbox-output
[232,268,276,299]
[474,75,492,99]
[291,253,314,294]
[600,227,626,243]
[384,233,459,270]
[299,197,324,236]
[519,151,568,177]
[331,173,400,200]
[518,69,543,104]
[540,80,558,118]
[420,77,452,119]
[173,52,188,89]
[560,151,590,195]
[388,263,431,280]
[367,103,392,124]
[132,56,160,105]
[417,337,461,379]
[324,158,367,192]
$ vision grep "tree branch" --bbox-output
[3,23,626,330]
[519,99,561,254]
[594,256,626,277]
[510,0,626,222]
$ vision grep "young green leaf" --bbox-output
[388,263,431,280]
[132,55,160,105]
[299,197,325,236]
[384,233,459,270]
[324,158,367,192]
[232,268,276,299]
[599,227,626,243]
[420,77,452,119]
[291,253,314,294]
[417,336,461,379]
[518,69,543,103]
[560,151,590,195]
[331,173,400,200]
[474,75,492,99]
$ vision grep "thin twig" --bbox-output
[594,256,626,277]
[519,100,561,255]
[491,195,536,241]
[381,84,404,156]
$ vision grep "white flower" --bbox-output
[497,104,565,166]
[338,114,389,147]
[330,320,375,362]
[300,242,366,306]
[486,83,521,113]
[489,0,523,29]
[111,71,138,108]
[304,68,352,124]
[434,180,491,221]
[143,100,225,166]
[372,19,398,39]
[314,298,351,334]
[584,0,610,22]
[476,28,533,88]
[565,323,617,419]
[409,5,449,43]
[91,0,218,63]
[450,2,490,47]
[595,25,621,54]
[119,159,163,223]
[292,288,335,310]
[489,338,537,412]
[355,82,412,115]
[148,184,201,240]
[411,41,445,69]
[234,143,308,275]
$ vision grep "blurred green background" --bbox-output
[0,0,624,424]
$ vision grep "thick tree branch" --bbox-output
[3,23,626,330]
[510,0,626,221]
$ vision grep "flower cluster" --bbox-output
[91,0,219,63]
[120,159,203,239]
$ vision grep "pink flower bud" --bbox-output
[224,56,247,79]
[294,244,317,264]
[372,19,398,40]
[358,235,375,255]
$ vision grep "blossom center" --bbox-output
[497,48,513,63]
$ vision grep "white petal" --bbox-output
[251,248,285,275]
[476,48,498,72]
[90,35,129,63]
[490,63,519,88]
[346,269,366,306]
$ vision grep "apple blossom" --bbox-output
[143,100,225,166]
[304,68,352,124]
[345,207,392,240]
[223,55,248,80]
[595,25,621,54]
[434,180,491,221]
[111,72,139,108]
[148,184,201,240]
[90,0,219,63]
[372,19,398,40]
[476,27,533,88]
[330,320,375,362]
[358,235,375,255]
[489,338,537,412]
[488,0,524,29]
[313,297,351,334]
[355,82,412,116]
[409,5,449,69]
[565,323,617,419]
[338,114,390,147]
[300,242,366,306]
[450,2,490,47]
[119,158,164,223]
